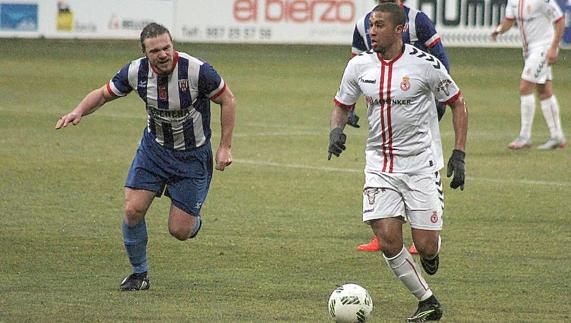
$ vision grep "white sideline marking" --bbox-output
[234,131,320,137]
[0,107,538,139]
[235,159,361,173]
[234,159,571,187]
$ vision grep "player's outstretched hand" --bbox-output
[55,112,82,129]
[446,149,465,190]
[328,127,346,160]
[215,146,232,171]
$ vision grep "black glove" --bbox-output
[446,149,465,190]
[436,102,446,121]
[328,128,346,160]
[347,110,360,128]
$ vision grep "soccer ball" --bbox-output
[328,283,373,323]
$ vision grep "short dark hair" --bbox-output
[372,3,406,28]
[140,23,172,51]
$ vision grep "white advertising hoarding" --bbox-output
[1,0,570,47]
[48,0,174,39]
[2,0,175,39]
[174,0,375,44]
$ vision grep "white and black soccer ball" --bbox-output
[328,283,373,323]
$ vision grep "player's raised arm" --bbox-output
[55,84,117,129]
[211,85,236,171]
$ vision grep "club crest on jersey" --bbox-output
[436,79,452,96]
[159,85,167,100]
[431,211,439,223]
[400,76,410,91]
[179,79,189,92]
[364,188,382,205]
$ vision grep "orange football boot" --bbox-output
[357,236,381,251]
[408,243,418,255]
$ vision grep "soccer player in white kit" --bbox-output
[328,3,468,321]
[491,0,566,149]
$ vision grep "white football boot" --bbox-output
[537,137,567,150]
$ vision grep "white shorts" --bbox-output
[521,48,552,84]
[362,171,444,230]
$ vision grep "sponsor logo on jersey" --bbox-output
[400,76,410,91]
[358,77,376,84]
[148,106,192,121]
[365,96,412,106]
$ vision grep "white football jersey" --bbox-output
[505,0,563,52]
[335,44,460,174]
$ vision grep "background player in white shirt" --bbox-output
[328,3,468,321]
[492,0,566,149]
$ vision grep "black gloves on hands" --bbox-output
[347,110,360,128]
[446,149,465,190]
[328,128,346,160]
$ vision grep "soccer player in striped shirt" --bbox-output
[353,0,450,253]
[491,0,566,149]
[328,3,468,321]
[55,23,236,291]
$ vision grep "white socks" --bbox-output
[520,94,565,141]
[520,94,535,140]
[384,246,432,301]
[540,95,563,140]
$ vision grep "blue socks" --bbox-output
[122,219,148,274]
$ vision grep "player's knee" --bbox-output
[538,89,552,101]
[414,239,439,259]
[124,204,147,226]
[169,227,191,241]
[169,216,202,241]
[519,82,534,96]
[377,234,403,256]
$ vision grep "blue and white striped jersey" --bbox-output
[107,51,226,151]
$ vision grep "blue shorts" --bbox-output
[125,130,213,216]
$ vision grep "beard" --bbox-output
[373,44,388,55]
[154,58,172,74]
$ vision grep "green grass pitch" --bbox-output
[1,39,570,322]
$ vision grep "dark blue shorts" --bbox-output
[125,131,213,216]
